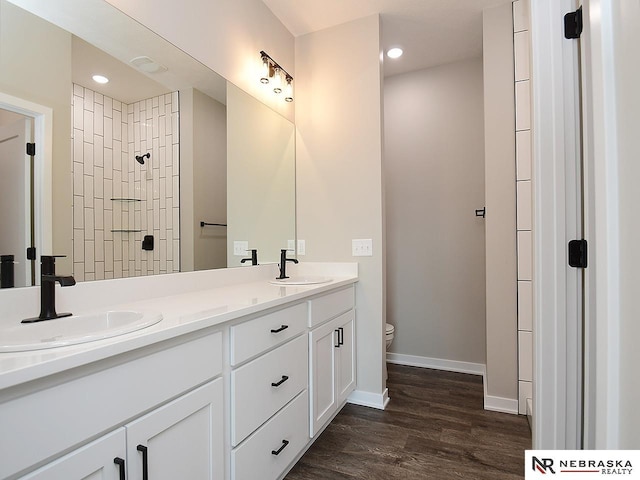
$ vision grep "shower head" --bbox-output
[135,153,150,165]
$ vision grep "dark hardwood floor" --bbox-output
[285,363,531,480]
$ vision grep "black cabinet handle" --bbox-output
[113,457,125,480]
[271,439,290,456]
[137,444,148,480]
[271,375,289,387]
[270,324,289,333]
[334,329,340,348]
[338,327,344,346]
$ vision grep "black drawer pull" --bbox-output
[270,324,289,333]
[137,444,148,480]
[113,457,125,480]
[271,375,289,387]
[338,327,344,346]
[334,329,340,348]
[271,439,290,456]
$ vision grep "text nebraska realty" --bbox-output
[562,459,633,475]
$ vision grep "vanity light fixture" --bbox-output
[92,74,109,84]
[259,51,293,102]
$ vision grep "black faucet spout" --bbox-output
[277,249,298,280]
[22,256,75,323]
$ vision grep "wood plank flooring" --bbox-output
[285,364,531,480]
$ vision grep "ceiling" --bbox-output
[261,0,513,77]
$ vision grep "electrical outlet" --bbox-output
[233,240,249,256]
[297,240,306,255]
[352,239,373,257]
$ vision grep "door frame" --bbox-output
[530,0,583,449]
[0,92,53,283]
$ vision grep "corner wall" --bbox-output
[483,3,519,413]
[295,15,387,405]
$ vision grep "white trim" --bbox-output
[530,0,583,450]
[484,395,519,415]
[386,352,485,376]
[347,388,389,410]
[0,92,53,283]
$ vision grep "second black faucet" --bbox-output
[277,249,298,280]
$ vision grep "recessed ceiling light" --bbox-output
[387,48,403,59]
[92,74,109,84]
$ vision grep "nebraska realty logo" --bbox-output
[526,451,640,479]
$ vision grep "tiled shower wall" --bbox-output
[71,84,180,281]
[513,0,533,415]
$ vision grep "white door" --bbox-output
[309,320,338,437]
[336,311,356,404]
[20,429,126,480]
[126,379,224,480]
[0,116,32,287]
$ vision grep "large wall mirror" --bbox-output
[0,0,295,288]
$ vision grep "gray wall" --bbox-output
[296,15,387,399]
[483,3,518,404]
[384,58,486,365]
[0,1,72,272]
[193,89,226,271]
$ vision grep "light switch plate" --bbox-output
[352,239,373,256]
[287,239,295,251]
[297,240,306,255]
[233,240,249,256]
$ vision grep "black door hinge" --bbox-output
[26,143,36,156]
[26,247,36,261]
[568,239,588,268]
[564,6,583,39]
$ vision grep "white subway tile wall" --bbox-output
[514,0,533,415]
[71,85,180,280]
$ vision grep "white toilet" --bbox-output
[385,323,395,350]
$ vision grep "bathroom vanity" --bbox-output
[0,263,358,480]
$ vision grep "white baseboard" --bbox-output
[347,388,389,410]
[386,352,486,376]
[484,394,519,414]
[387,352,519,415]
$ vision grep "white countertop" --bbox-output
[0,263,357,390]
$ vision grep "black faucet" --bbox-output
[22,256,76,323]
[240,249,258,266]
[277,249,298,280]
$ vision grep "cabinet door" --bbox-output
[126,378,224,480]
[309,319,338,437]
[20,429,126,480]
[336,311,356,404]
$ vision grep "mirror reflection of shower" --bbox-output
[135,152,150,165]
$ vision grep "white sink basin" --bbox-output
[0,311,163,353]
[269,276,333,286]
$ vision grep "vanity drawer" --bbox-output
[231,334,308,446]
[231,390,309,480]
[230,303,307,366]
[308,286,354,328]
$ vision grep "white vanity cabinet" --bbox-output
[20,429,127,480]
[308,287,356,437]
[229,303,310,480]
[2,331,224,480]
[21,379,224,480]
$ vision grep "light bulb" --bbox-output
[284,78,293,102]
[260,56,270,84]
[273,68,282,94]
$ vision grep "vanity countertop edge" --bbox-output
[0,264,358,391]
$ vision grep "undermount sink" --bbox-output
[0,311,163,353]
[269,276,333,286]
